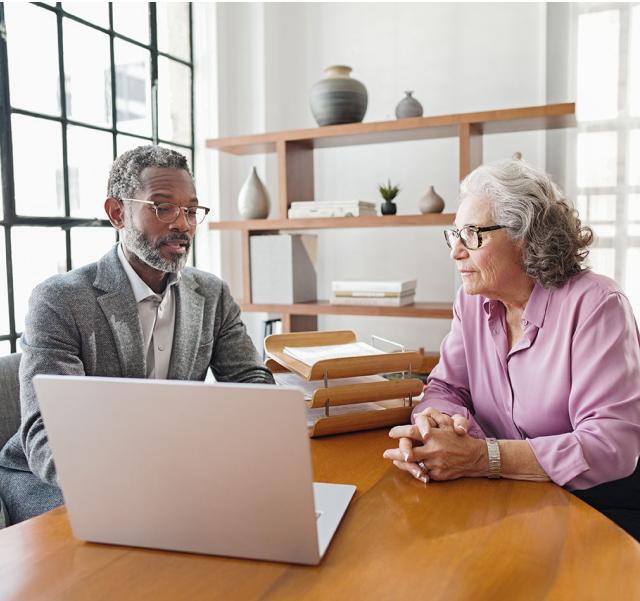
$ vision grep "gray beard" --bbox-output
[120,222,190,273]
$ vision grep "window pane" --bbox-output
[577,131,617,188]
[576,194,587,220]
[117,134,151,155]
[588,247,615,279]
[0,341,10,356]
[12,227,66,333]
[12,115,64,217]
[591,223,616,238]
[64,20,112,128]
[67,126,114,218]
[628,194,640,236]
[114,40,152,137]
[5,3,60,115]
[71,227,116,268]
[630,6,640,117]
[62,2,109,28]
[629,130,640,185]
[577,9,619,121]
[112,2,149,43]
[161,143,193,174]
[157,3,190,61]
[158,58,192,146]
[581,193,616,222]
[0,228,8,335]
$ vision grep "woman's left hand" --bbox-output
[383,408,488,483]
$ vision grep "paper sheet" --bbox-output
[282,342,385,366]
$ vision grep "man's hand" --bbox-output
[383,407,486,483]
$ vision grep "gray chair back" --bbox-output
[0,352,20,528]
[0,353,21,450]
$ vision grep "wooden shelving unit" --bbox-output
[206,102,576,333]
[240,301,453,319]
[208,213,456,231]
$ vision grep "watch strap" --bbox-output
[486,437,501,479]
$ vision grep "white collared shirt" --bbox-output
[117,244,180,379]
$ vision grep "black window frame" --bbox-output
[0,2,195,353]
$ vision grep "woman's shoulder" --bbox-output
[555,270,632,319]
[561,269,623,299]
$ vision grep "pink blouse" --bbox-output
[413,271,640,490]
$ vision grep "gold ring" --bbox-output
[418,460,429,473]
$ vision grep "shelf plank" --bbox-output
[240,301,453,319]
[206,103,575,155]
[208,213,456,231]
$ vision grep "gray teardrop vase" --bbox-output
[419,185,445,214]
[395,91,423,119]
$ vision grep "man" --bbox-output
[0,145,274,524]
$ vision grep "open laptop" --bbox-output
[33,375,356,565]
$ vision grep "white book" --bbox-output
[282,342,386,366]
[329,295,415,307]
[288,207,377,219]
[333,290,415,298]
[290,200,376,209]
[331,279,418,293]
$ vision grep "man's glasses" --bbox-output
[443,225,504,250]
[121,198,210,225]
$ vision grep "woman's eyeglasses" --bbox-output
[121,198,210,225]
[443,225,504,250]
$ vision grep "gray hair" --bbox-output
[460,159,593,288]
[107,145,191,199]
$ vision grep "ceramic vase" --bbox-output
[380,201,397,215]
[419,186,445,214]
[238,167,270,219]
[310,65,368,127]
[395,91,423,119]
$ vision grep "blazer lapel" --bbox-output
[94,246,146,378]
[168,276,204,379]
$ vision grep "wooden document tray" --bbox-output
[264,330,424,437]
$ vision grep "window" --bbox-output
[575,3,640,313]
[0,3,194,353]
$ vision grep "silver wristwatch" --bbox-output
[486,437,501,479]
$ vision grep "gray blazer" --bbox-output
[0,245,274,523]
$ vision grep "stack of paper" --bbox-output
[330,280,417,307]
[288,201,377,219]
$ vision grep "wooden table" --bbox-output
[0,429,638,600]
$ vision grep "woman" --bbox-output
[383,159,640,539]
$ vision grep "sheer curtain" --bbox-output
[573,3,640,314]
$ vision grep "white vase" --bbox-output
[419,185,445,214]
[238,167,270,219]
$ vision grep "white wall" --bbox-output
[195,2,559,353]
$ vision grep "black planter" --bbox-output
[380,201,397,215]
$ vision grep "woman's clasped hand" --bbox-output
[383,407,487,483]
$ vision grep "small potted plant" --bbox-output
[378,179,400,215]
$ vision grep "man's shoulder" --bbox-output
[34,262,99,297]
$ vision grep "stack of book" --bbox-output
[330,279,417,307]
[288,201,377,219]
